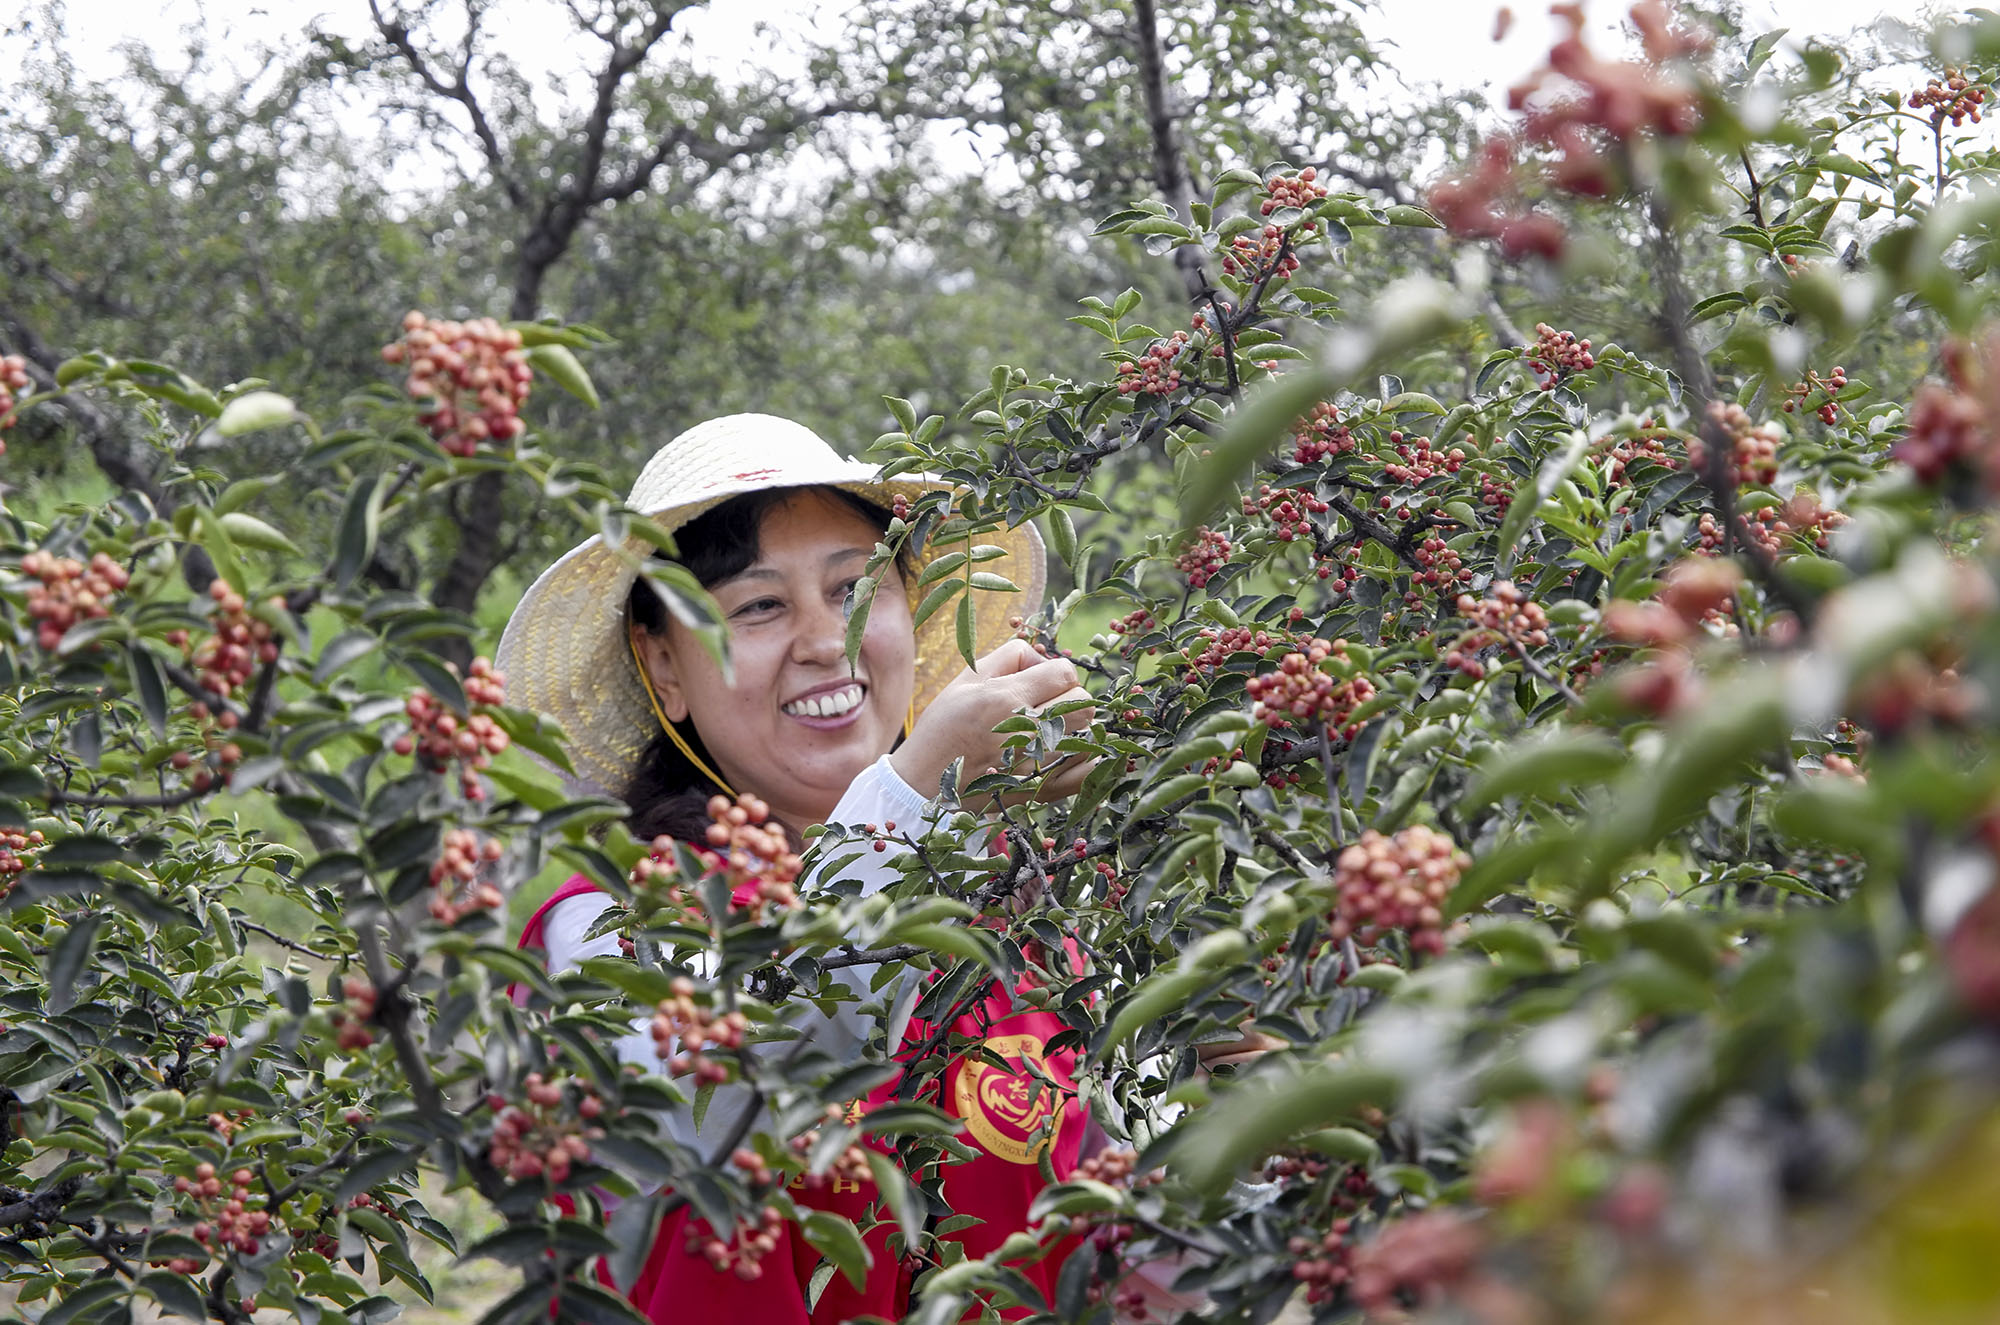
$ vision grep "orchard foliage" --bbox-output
[4,9,2000,1325]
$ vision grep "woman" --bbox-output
[497,414,1100,1322]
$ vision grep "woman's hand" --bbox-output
[1196,1025,1289,1074]
[890,639,1095,802]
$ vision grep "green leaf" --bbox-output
[333,474,385,590]
[955,590,976,667]
[525,343,600,409]
[1163,1061,1399,1194]
[1689,291,1750,323]
[139,1272,208,1322]
[1495,430,1589,576]
[864,1149,922,1249]
[128,646,169,739]
[314,630,380,683]
[215,390,299,437]
[1131,772,1209,821]
[801,1210,872,1291]
[1383,204,1442,229]
[46,913,102,1013]
[195,506,249,595]
[1815,152,1882,183]
[843,574,877,672]
[218,512,303,558]
[1463,730,1627,808]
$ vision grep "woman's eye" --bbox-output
[732,597,782,618]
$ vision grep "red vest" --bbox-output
[519,877,1085,1322]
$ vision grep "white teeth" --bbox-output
[786,684,862,718]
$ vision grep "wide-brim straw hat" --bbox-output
[497,413,1047,799]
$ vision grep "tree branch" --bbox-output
[368,0,526,210]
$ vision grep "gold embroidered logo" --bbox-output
[954,1033,1061,1165]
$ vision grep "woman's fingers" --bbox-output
[1033,755,1097,802]
[973,637,1045,678]
[1196,1029,1289,1069]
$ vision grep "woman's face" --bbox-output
[635,490,915,831]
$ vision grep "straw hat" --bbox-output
[497,413,1047,799]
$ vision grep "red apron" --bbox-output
[519,877,1085,1323]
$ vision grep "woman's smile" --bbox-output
[782,680,866,722]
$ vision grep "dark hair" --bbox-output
[624,486,908,842]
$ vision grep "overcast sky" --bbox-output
[26,0,1923,105]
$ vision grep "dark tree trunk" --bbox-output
[1131,0,1209,303]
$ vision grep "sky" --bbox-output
[22,0,1920,107]
[3,0,1938,200]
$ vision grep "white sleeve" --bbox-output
[817,754,936,899]
[542,892,621,975]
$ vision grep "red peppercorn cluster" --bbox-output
[190,580,279,702]
[702,792,802,921]
[487,1072,602,1182]
[1349,1209,1486,1318]
[1444,581,1550,679]
[1292,401,1357,465]
[1287,1218,1357,1305]
[1476,472,1515,516]
[651,975,750,1082]
[1330,825,1470,957]
[1183,625,1335,675]
[379,311,531,457]
[1694,493,1846,559]
[1613,646,1706,718]
[205,1108,254,1140]
[331,974,376,1052]
[1526,323,1595,389]
[1427,138,1569,261]
[1602,556,1741,649]
[172,1162,281,1261]
[1848,651,1981,739]
[889,493,911,521]
[1376,430,1467,486]
[0,354,29,445]
[1433,4,1707,257]
[392,657,510,801]
[1599,425,1680,485]
[1242,482,1330,542]
[428,828,505,923]
[0,827,44,899]
[625,834,691,919]
[1688,402,1780,488]
[1107,607,1159,657]
[1246,644,1376,738]
[1892,335,1998,487]
[1175,526,1233,588]
[1262,166,1327,217]
[1510,2,1705,146]
[19,549,129,651]
[1116,331,1190,397]
[782,1123,873,1193]
[1222,225,1302,283]
[1781,366,1849,426]
[1410,537,1470,600]
[688,1205,786,1281]
[1912,69,1988,127]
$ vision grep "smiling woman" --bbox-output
[492,413,1113,1321]
[623,486,920,844]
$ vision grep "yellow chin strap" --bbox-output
[628,629,917,805]
[630,629,738,800]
